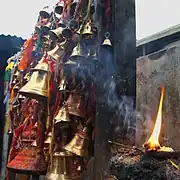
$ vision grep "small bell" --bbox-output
[18,68,49,100]
[45,150,80,180]
[101,32,112,48]
[55,1,64,15]
[47,40,67,62]
[64,128,89,157]
[49,27,64,41]
[77,20,94,39]
[58,76,66,91]
[70,44,86,62]
[39,6,52,18]
[66,92,86,118]
[42,22,52,34]
[54,106,70,127]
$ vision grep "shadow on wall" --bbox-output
[0,35,25,173]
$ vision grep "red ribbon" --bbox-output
[105,0,111,28]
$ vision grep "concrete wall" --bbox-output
[136,45,180,150]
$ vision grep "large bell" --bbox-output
[54,106,70,127]
[18,68,49,100]
[49,27,64,41]
[66,93,86,118]
[70,44,86,62]
[55,1,64,15]
[47,41,67,62]
[45,150,80,180]
[64,128,89,157]
[7,147,47,174]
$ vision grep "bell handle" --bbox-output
[105,32,110,39]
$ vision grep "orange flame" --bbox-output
[143,86,164,151]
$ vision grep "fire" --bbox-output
[143,86,164,151]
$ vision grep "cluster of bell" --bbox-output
[18,59,50,100]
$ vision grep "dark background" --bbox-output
[0,35,24,173]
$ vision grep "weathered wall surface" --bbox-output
[136,46,180,150]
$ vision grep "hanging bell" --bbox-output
[64,128,89,157]
[33,60,49,72]
[7,147,47,173]
[45,150,80,180]
[54,106,70,127]
[70,44,86,62]
[58,76,66,91]
[42,22,52,34]
[47,40,67,62]
[55,1,64,15]
[39,6,52,18]
[66,93,85,118]
[18,68,49,100]
[49,27,64,41]
[77,20,94,39]
[101,32,112,48]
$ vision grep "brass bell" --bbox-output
[58,77,66,91]
[33,61,49,72]
[39,6,52,18]
[77,20,94,39]
[42,22,52,34]
[45,150,80,180]
[47,41,67,62]
[101,32,112,48]
[70,44,86,62]
[67,93,86,118]
[64,128,89,157]
[49,27,64,41]
[55,1,64,15]
[65,59,76,66]
[54,106,70,127]
[87,48,98,61]
[18,68,49,100]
